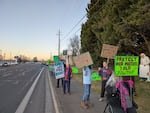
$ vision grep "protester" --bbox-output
[98,61,112,101]
[63,63,72,94]
[80,65,92,109]
[139,53,150,82]
[116,77,138,113]
[122,76,137,96]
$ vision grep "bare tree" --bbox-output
[68,35,80,56]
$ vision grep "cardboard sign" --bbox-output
[53,56,59,63]
[72,66,79,74]
[54,61,65,79]
[92,72,101,81]
[73,52,93,68]
[115,56,139,76]
[101,44,118,59]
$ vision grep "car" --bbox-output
[2,62,8,67]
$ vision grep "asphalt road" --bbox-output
[0,63,54,113]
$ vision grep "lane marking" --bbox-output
[15,67,44,113]
[48,70,60,113]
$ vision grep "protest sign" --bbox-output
[91,72,101,81]
[48,65,53,71]
[54,61,65,79]
[72,66,79,74]
[73,52,93,68]
[115,56,139,76]
[53,56,59,63]
[101,44,118,59]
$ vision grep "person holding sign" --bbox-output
[81,65,92,109]
[98,61,112,101]
[56,61,66,88]
[63,63,72,94]
[139,53,150,82]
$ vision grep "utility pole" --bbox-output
[57,30,61,56]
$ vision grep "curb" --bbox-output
[47,70,63,113]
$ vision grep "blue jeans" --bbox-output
[82,84,91,101]
[63,79,71,94]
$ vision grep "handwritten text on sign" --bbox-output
[54,61,65,79]
[115,56,139,76]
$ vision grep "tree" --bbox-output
[81,0,150,66]
[68,35,80,56]
[33,57,38,62]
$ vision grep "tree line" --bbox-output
[80,0,150,66]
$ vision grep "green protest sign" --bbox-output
[53,56,59,63]
[72,67,79,74]
[115,56,139,76]
[48,65,53,71]
[92,72,101,81]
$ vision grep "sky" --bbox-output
[0,0,90,60]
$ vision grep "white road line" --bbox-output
[15,67,44,113]
[48,70,60,113]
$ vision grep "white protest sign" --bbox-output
[54,61,64,79]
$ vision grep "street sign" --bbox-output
[73,52,93,68]
[114,56,139,76]
[54,61,65,79]
[101,44,118,59]
[67,50,73,56]
[63,50,67,55]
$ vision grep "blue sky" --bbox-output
[0,0,89,60]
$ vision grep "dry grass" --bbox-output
[73,73,150,113]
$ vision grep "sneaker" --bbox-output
[99,98,104,102]
[87,101,94,107]
[80,101,88,109]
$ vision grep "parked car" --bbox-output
[2,62,8,67]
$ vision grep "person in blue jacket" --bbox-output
[80,65,92,109]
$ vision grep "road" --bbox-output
[0,63,54,113]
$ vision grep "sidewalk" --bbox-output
[51,75,107,113]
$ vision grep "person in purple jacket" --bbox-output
[98,61,112,101]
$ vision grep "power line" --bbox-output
[61,14,86,41]
[61,0,100,42]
